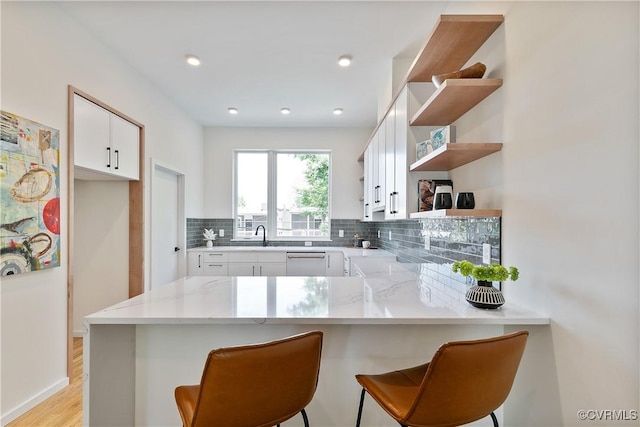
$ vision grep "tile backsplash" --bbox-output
[187,217,500,268]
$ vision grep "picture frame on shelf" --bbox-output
[416,140,431,160]
[430,125,456,150]
[418,179,453,211]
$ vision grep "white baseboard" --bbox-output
[1,377,69,426]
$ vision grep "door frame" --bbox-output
[149,159,186,291]
[67,85,145,380]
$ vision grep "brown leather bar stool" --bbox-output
[175,330,323,427]
[355,330,529,427]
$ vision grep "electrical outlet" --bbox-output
[377,230,381,239]
[219,229,224,237]
[339,230,344,237]
[305,241,312,247]
[482,243,491,264]
[389,231,392,240]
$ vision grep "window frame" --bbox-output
[232,149,332,242]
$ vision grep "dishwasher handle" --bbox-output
[286,253,326,259]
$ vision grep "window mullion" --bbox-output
[267,151,277,239]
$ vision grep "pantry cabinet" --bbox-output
[74,93,140,180]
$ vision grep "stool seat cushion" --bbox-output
[355,363,429,419]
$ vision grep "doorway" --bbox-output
[150,160,185,290]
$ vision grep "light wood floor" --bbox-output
[8,338,82,427]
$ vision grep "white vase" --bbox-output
[206,240,213,248]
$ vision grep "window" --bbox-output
[234,150,331,240]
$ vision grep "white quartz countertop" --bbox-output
[188,245,396,258]
[86,274,549,326]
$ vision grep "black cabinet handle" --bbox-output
[106,147,111,168]
[174,247,180,252]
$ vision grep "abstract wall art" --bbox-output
[1,111,60,276]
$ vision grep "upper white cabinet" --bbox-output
[385,84,432,220]
[74,94,140,180]
[362,144,373,221]
[371,123,386,212]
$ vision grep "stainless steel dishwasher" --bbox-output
[286,252,326,276]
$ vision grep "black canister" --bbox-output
[455,192,475,209]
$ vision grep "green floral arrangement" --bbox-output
[452,260,519,282]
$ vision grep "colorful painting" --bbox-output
[1,111,60,276]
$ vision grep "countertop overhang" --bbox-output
[86,274,549,326]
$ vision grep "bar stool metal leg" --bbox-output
[490,411,499,427]
[355,388,366,427]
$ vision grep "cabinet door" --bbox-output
[187,252,203,276]
[385,103,398,219]
[258,263,286,276]
[110,114,139,180]
[228,262,257,276]
[326,251,344,277]
[394,86,410,219]
[372,123,386,212]
[362,145,372,221]
[74,94,110,174]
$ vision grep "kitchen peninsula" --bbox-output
[84,257,548,427]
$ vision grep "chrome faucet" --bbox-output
[255,225,267,247]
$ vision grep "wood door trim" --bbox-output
[67,85,145,380]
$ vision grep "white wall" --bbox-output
[203,127,371,219]
[445,2,639,426]
[73,181,130,335]
[0,2,204,423]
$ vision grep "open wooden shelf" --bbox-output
[410,143,502,171]
[410,79,502,126]
[405,15,505,83]
[410,209,502,219]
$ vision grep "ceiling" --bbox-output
[57,1,449,128]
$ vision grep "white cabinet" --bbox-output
[325,251,344,277]
[190,249,344,277]
[74,94,139,180]
[228,251,287,276]
[188,251,229,276]
[362,145,373,221]
[188,252,203,276]
[371,123,386,212]
[384,83,433,220]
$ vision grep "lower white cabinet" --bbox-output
[188,249,343,277]
[228,251,287,276]
[326,251,344,277]
[188,251,229,276]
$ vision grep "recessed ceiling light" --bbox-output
[228,107,238,115]
[333,108,343,115]
[185,54,201,66]
[338,55,352,67]
[281,107,291,115]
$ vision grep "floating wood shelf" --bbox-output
[410,209,502,219]
[405,15,505,83]
[410,79,503,126]
[410,143,502,171]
